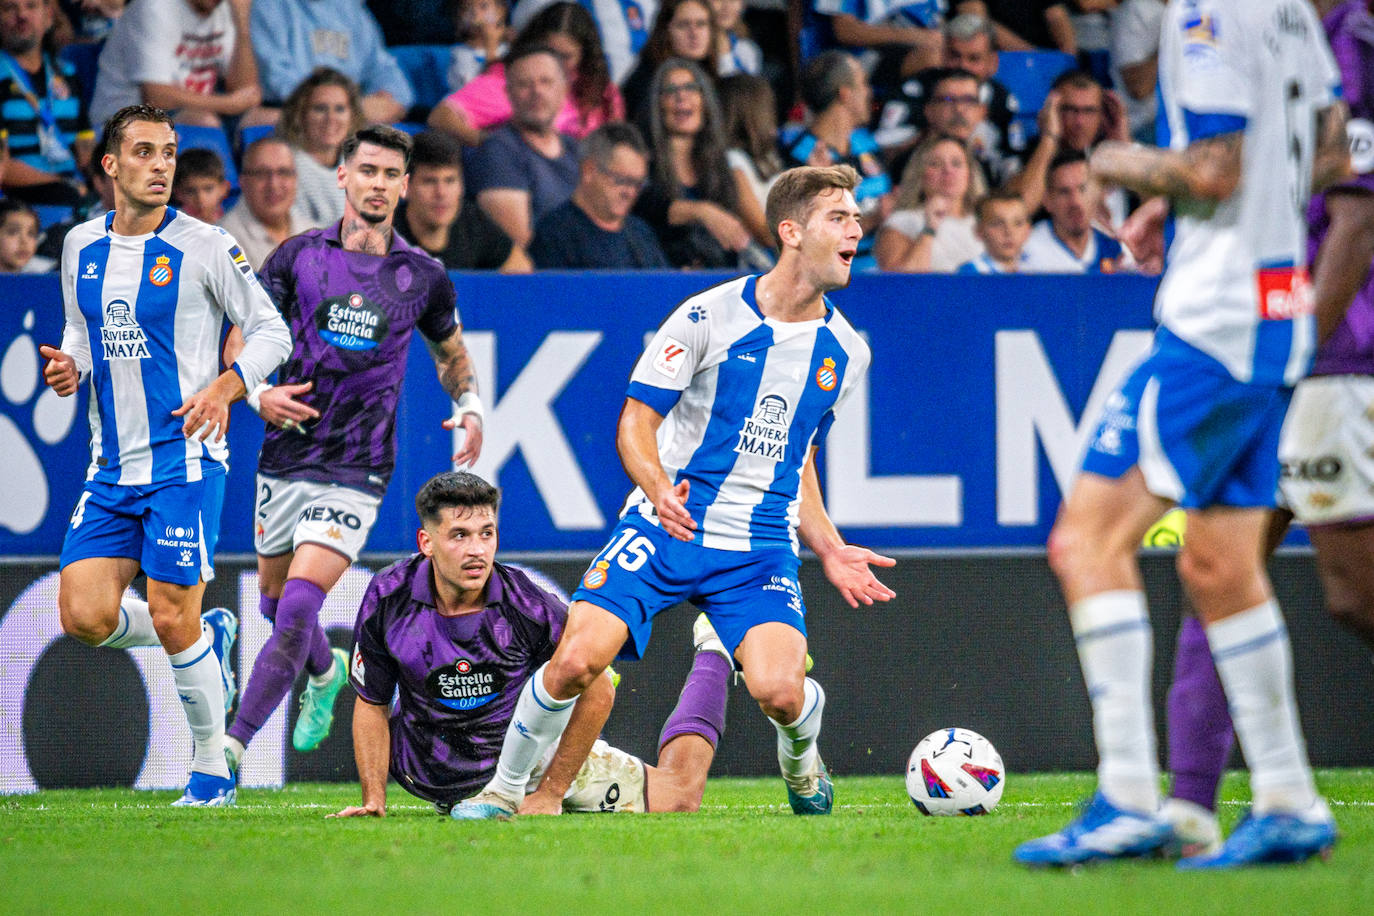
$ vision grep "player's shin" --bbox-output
[487,663,578,801]
[1070,590,1160,813]
[658,650,731,752]
[98,595,162,648]
[773,677,824,791]
[1204,600,1317,814]
[169,634,231,778]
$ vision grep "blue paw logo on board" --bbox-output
[316,292,390,351]
[427,657,500,710]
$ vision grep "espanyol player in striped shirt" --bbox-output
[451,164,896,820]
[40,104,291,807]
[1014,0,1349,868]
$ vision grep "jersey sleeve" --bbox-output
[416,265,460,342]
[1167,2,1251,139]
[626,298,713,416]
[206,228,292,390]
[58,230,92,378]
[818,331,871,442]
[349,581,399,705]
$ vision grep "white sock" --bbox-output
[308,655,336,689]
[98,595,160,648]
[169,634,229,779]
[1070,590,1159,813]
[486,663,575,801]
[1205,600,1317,814]
[773,678,825,791]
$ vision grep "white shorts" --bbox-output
[253,475,380,560]
[1278,375,1374,527]
[530,739,647,814]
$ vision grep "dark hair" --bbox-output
[101,104,174,160]
[341,124,415,169]
[640,0,720,71]
[719,74,781,181]
[927,67,981,97]
[0,198,40,230]
[454,0,509,43]
[580,121,648,165]
[174,147,226,184]
[410,130,465,173]
[764,164,859,248]
[1051,69,1103,93]
[646,58,735,210]
[279,68,366,151]
[504,42,564,75]
[416,471,501,525]
[510,1,611,119]
[1047,149,1089,186]
[241,134,294,167]
[799,50,858,114]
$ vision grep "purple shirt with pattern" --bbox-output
[1309,1,1374,377]
[349,555,567,806]
[257,224,459,496]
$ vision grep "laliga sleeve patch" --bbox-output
[652,337,690,380]
[351,643,366,682]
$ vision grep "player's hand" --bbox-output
[1038,90,1063,143]
[328,803,385,818]
[173,374,237,443]
[654,478,696,542]
[1119,195,1168,276]
[923,195,952,231]
[259,381,319,433]
[442,412,484,468]
[225,83,263,115]
[1102,89,1130,143]
[820,545,897,609]
[517,791,563,816]
[39,345,79,396]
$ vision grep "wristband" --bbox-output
[919,225,937,238]
[454,391,484,426]
[246,381,270,414]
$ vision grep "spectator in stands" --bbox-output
[874,14,1024,184]
[720,73,783,249]
[90,0,265,132]
[170,147,230,224]
[781,49,893,271]
[635,57,751,269]
[620,0,720,126]
[279,68,364,226]
[251,0,415,124]
[961,0,1075,54]
[0,198,53,272]
[466,44,581,248]
[430,3,622,146]
[1021,150,1122,274]
[58,0,125,43]
[875,133,984,272]
[35,144,112,259]
[712,0,760,77]
[811,0,943,86]
[219,135,317,269]
[511,0,657,85]
[396,130,530,271]
[1109,0,1163,143]
[448,0,512,91]
[1007,69,1127,218]
[956,188,1032,273]
[530,121,668,268]
[0,0,96,206]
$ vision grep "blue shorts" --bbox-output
[1081,331,1292,509]
[570,516,807,660]
[59,469,226,586]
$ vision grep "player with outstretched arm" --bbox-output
[450,164,896,820]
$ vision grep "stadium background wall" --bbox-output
[3,271,1366,792]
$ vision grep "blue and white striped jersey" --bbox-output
[59,208,291,487]
[624,275,871,553]
[1154,0,1342,385]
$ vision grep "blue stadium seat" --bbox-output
[390,44,452,114]
[175,123,239,190]
[58,41,102,112]
[996,49,1077,120]
[33,204,74,230]
[238,123,275,151]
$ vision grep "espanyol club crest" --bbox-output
[148,255,173,286]
[582,560,610,589]
[815,357,837,391]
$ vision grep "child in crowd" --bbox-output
[712,0,761,77]
[449,0,512,91]
[171,148,231,225]
[0,200,54,273]
[957,190,1032,275]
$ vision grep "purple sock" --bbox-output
[1167,615,1236,811]
[259,593,279,623]
[258,592,332,677]
[229,579,328,746]
[658,651,731,752]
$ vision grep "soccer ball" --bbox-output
[905,727,1005,816]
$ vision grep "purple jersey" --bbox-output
[1309,1,1374,377]
[349,555,567,806]
[257,225,459,496]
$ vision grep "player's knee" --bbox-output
[1175,544,1228,599]
[1047,519,1089,584]
[1324,583,1374,643]
[545,652,603,697]
[751,678,804,723]
[58,601,112,646]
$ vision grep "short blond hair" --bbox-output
[765,164,861,247]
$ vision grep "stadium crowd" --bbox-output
[0,0,1346,277]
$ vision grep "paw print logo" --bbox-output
[0,311,79,534]
[688,304,707,323]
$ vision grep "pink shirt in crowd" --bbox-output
[439,62,625,138]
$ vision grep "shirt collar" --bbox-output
[412,556,507,610]
[324,218,419,255]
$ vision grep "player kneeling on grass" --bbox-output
[331,471,733,818]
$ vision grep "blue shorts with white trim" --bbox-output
[570,515,807,660]
[1081,331,1292,509]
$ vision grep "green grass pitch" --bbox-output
[3,771,1371,914]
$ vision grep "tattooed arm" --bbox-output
[1312,102,1353,194]
[1089,132,1244,202]
[428,326,484,466]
